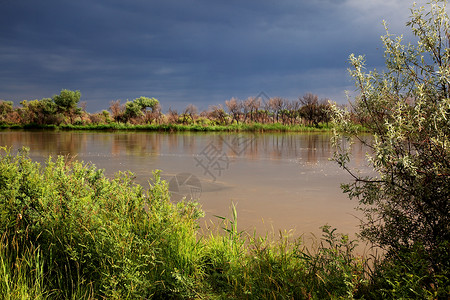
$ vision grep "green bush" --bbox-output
[0,147,204,298]
[362,242,449,299]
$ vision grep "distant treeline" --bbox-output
[0,89,344,128]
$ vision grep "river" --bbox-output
[0,129,371,241]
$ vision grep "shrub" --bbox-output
[0,147,204,298]
[331,0,450,296]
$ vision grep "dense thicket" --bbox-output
[0,91,333,128]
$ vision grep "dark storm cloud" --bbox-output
[0,0,427,111]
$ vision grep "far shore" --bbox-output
[0,122,357,133]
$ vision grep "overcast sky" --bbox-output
[0,0,430,112]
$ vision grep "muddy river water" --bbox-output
[0,130,372,243]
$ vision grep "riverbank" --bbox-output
[0,148,444,299]
[0,122,368,133]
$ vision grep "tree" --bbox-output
[208,105,228,125]
[167,108,179,124]
[286,99,301,125]
[134,96,160,124]
[0,100,13,123]
[181,104,198,125]
[331,0,449,279]
[134,96,159,113]
[317,99,331,126]
[299,93,321,126]
[109,97,159,124]
[225,97,242,124]
[53,89,81,120]
[109,100,125,122]
[243,97,261,123]
[268,97,285,123]
[124,100,142,121]
[19,98,59,125]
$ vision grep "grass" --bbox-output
[0,147,445,299]
[0,122,335,132]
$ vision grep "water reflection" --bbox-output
[111,133,161,157]
[249,133,333,163]
[0,130,87,156]
[0,130,370,241]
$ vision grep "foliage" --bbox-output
[134,96,159,112]
[52,89,81,114]
[110,97,160,124]
[0,235,49,299]
[202,218,366,299]
[0,147,204,298]
[299,93,331,127]
[108,100,124,123]
[331,0,450,293]
[0,148,374,299]
[0,100,13,122]
[206,105,228,125]
[361,242,449,299]
[52,89,82,123]
[19,98,60,125]
[0,88,334,129]
[124,100,142,120]
[13,90,83,125]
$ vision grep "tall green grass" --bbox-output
[0,147,443,299]
[0,235,47,299]
[201,207,367,299]
[0,147,205,298]
[61,122,335,132]
[1,122,336,132]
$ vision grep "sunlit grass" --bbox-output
[0,122,337,132]
[0,147,441,299]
